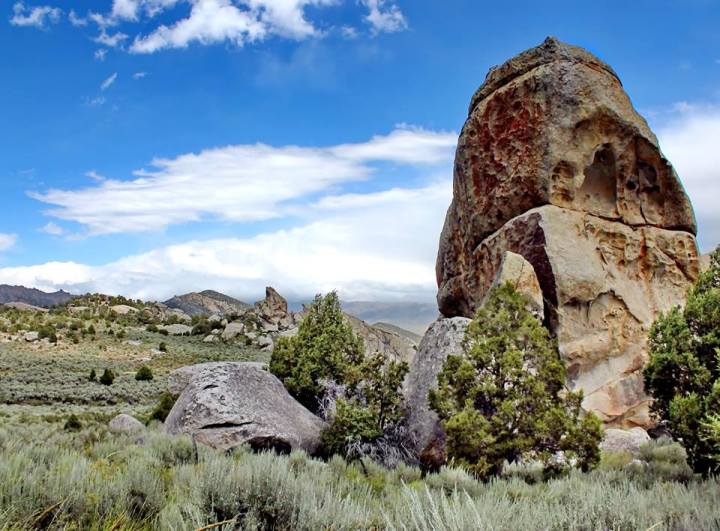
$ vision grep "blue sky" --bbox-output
[0,0,718,302]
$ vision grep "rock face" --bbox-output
[405,317,471,453]
[436,37,700,428]
[165,362,324,454]
[600,427,651,454]
[488,251,544,319]
[346,314,418,364]
[160,324,193,336]
[165,290,251,317]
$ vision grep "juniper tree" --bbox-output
[644,247,720,473]
[429,282,602,479]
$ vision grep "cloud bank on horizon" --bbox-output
[1,103,718,303]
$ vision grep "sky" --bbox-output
[0,0,719,304]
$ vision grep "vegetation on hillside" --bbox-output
[430,283,603,479]
[644,247,720,474]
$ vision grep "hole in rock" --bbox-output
[201,421,252,430]
[578,145,618,217]
[248,437,292,455]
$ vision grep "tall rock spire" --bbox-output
[436,37,700,428]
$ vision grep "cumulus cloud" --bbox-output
[30,126,456,235]
[0,234,17,252]
[100,72,118,91]
[9,2,61,28]
[94,49,107,61]
[362,0,407,34]
[5,179,450,302]
[39,222,64,236]
[12,1,407,54]
[657,105,720,252]
[129,0,267,53]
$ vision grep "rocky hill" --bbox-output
[164,290,251,317]
[341,301,437,335]
[0,285,76,308]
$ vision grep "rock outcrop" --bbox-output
[165,362,325,454]
[600,427,651,454]
[164,290,251,317]
[436,37,700,428]
[405,317,470,453]
[346,314,418,364]
[109,414,145,435]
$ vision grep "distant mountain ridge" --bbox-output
[342,301,438,336]
[164,290,251,317]
[0,285,76,308]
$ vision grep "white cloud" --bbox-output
[657,105,720,252]
[10,2,61,28]
[94,29,128,47]
[100,73,118,91]
[133,71,147,79]
[1,179,449,302]
[86,171,107,181]
[11,0,408,53]
[129,0,267,53]
[0,234,17,252]
[94,49,107,61]
[39,222,63,236]
[30,126,456,235]
[362,0,407,34]
[68,10,87,27]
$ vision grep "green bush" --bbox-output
[151,392,178,423]
[429,283,602,479]
[269,292,365,411]
[159,341,168,352]
[146,323,159,333]
[88,368,96,382]
[63,414,82,432]
[99,368,115,386]
[38,326,57,344]
[644,246,720,473]
[135,365,154,381]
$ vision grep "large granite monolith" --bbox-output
[436,37,700,428]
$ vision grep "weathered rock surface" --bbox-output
[435,37,700,428]
[167,361,266,395]
[405,317,471,453]
[488,251,544,319]
[164,290,251,317]
[5,302,48,313]
[346,314,418,364]
[109,414,145,434]
[111,304,138,315]
[165,362,324,454]
[600,427,651,454]
[221,321,246,341]
[255,287,289,322]
[700,253,712,273]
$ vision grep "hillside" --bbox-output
[164,289,251,317]
[0,284,76,308]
